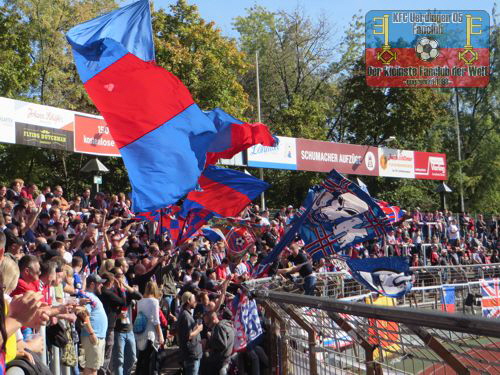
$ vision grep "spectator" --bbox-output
[135,281,163,375]
[6,179,23,203]
[111,267,142,375]
[79,273,108,375]
[178,291,203,375]
[53,185,70,211]
[201,310,235,375]
[447,219,460,247]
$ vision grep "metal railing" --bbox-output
[254,289,500,375]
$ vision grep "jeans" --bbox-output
[113,331,136,375]
[104,329,115,372]
[183,359,201,375]
[303,275,317,296]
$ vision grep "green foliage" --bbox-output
[153,0,250,116]
[0,4,36,97]
[330,59,449,148]
[0,0,497,213]
[375,179,439,212]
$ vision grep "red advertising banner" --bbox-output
[74,115,120,156]
[296,139,379,176]
[414,152,447,180]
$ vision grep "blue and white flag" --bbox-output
[346,257,412,298]
[300,169,391,261]
[252,169,390,278]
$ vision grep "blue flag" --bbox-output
[346,257,412,298]
[300,169,391,261]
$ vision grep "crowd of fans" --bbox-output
[0,178,498,375]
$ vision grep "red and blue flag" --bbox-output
[226,226,255,259]
[181,166,270,218]
[177,208,215,244]
[66,0,217,213]
[205,108,277,166]
[441,285,456,313]
[377,200,405,223]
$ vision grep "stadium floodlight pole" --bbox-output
[454,89,465,212]
[256,50,266,210]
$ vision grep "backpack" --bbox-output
[133,311,148,334]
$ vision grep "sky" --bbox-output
[149,0,498,43]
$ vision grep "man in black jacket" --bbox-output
[201,310,235,375]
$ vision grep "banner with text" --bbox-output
[247,136,297,170]
[365,10,490,88]
[414,151,447,180]
[296,139,379,176]
[74,115,121,156]
[378,148,415,178]
[0,97,448,180]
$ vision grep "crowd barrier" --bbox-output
[251,288,500,375]
[244,263,500,315]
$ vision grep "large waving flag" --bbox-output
[182,166,270,218]
[66,0,217,213]
[205,108,277,166]
[253,169,391,278]
[299,169,391,261]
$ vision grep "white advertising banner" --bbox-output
[247,136,297,170]
[0,97,16,144]
[378,148,415,178]
[14,100,74,130]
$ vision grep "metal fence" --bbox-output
[244,263,500,315]
[254,289,500,375]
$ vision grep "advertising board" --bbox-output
[296,139,379,176]
[414,151,447,180]
[247,136,297,170]
[74,115,121,156]
[378,148,415,178]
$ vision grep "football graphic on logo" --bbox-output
[415,37,440,62]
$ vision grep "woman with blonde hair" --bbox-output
[134,281,163,375]
[0,257,46,369]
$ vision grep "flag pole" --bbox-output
[159,208,164,246]
[255,51,266,211]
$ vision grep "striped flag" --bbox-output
[481,279,500,318]
[441,285,456,313]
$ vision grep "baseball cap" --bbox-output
[86,274,106,284]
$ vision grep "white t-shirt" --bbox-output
[135,297,160,351]
[35,194,46,207]
[448,224,460,240]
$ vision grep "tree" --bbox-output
[153,0,250,116]
[0,0,121,196]
[0,4,36,98]
[443,11,500,213]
